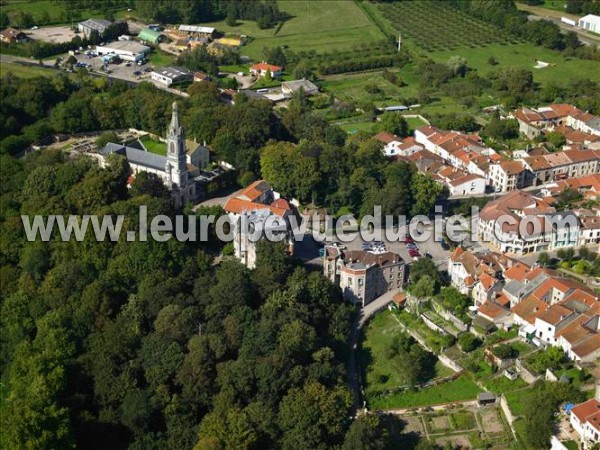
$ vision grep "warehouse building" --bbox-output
[578,14,600,33]
[178,24,215,39]
[138,28,167,45]
[151,66,193,86]
[95,41,150,62]
[78,18,112,37]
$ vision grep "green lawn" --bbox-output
[562,440,580,450]
[0,61,61,79]
[483,376,528,395]
[428,43,600,86]
[2,0,127,26]
[338,121,374,134]
[360,310,454,398]
[504,387,536,417]
[147,51,176,69]
[219,64,250,74]
[205,0,386,61]
[369,374,482,409]
[140,136,166,156]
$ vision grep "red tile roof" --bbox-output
[571,398,600,426]
[250,62,283,72]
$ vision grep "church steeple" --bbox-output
[166,101,187,187]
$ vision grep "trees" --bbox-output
[537,251,551,268]
[482,117,519,140]
[373,112,409,137]
[278,381,352,449]
[458,333,481,353]
[342,415,390,450]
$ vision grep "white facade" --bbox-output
[578,14,600,34]
[95,41,150,62]
[448,175,486,196]
[151,67,193,86]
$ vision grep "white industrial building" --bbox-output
[95,41,150,62]
[151,66,193,86]
[578,14,600,34]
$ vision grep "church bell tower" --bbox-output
[166,101,188,188]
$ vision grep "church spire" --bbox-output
[169,101,181,133]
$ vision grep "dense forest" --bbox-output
[0,144,366,448]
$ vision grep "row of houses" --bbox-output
[372,104,599,195]
[477,187,600,255]
[448,246,600,365]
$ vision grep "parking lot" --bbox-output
[294,221,452,274]
[28,26,77,44]
[70,52,154,83]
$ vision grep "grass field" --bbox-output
[428,43,600,86]
[1,0,129,26]
[147,51,176,69]
[0,61,60,78]
[140,136,166,156]
[369,374,482,409]
[360,310,453,396]
[205,0,386,60]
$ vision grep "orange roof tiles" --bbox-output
[571,399,600,425]
[503,262,531,282]
[250,62,283,72]
[511,296,548,324]
[478,302,509,320]
[373,132,399,144]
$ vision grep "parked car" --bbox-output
[133,70,141,76]
[31,26,38,30]
[125,62,132,67]
[440,240,449,250]
[143,67,152,73]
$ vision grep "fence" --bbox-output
[431,301,469,332]
[421,313,448,336]
[499,395,518,441]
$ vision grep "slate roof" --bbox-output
[99,143,166,171]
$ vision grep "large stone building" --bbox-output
[323,248,405,306]
[224,180,294,269]
[98,102,197,207]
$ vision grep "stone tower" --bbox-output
[166,101,187,188]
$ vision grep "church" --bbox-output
[97,102,198,207]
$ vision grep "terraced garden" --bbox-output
[377,0,521,52]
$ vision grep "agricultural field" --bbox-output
[369,374,482,409]
[206,0,386,60]
[375,0,521,52]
